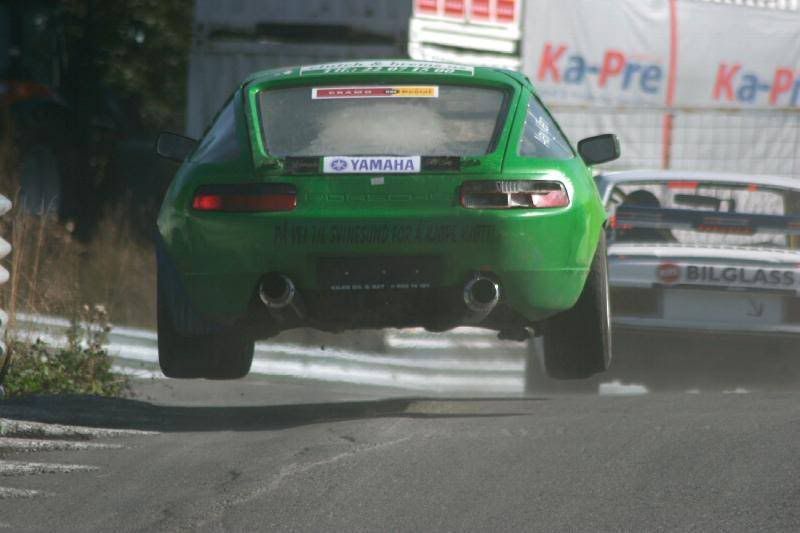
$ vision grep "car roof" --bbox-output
[244,59,522,87]
[597,169,800,192]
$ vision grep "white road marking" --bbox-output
[0,486,46,499]
[0,438,124,452]
[0,418,157,439]
[0,461,99,476]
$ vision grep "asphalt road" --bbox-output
[2,374,800,532]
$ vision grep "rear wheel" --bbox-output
[157,270,254,379]
[540,232,611,380]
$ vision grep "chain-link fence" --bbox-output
[551,105,800,178]
[695,0,798,10]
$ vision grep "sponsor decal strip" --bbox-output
[312,86,439,100]
[657,262,797,288]
[323,156,421,174]
[274,221,496,246]
[300,60,474,76]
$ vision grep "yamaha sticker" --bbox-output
[323,156,421,174]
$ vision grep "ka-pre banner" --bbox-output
[521,0,672,107]
[522,0,800,109]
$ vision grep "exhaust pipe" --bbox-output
[463,276,500,322]
[259,273,295,309]
[259,273,305,319]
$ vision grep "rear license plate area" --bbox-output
[317,256,441,291]
[663,289,783,324]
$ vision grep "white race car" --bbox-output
[597,170,800,338]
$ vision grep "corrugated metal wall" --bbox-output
[193,0,412,36]
[186,0,412,138]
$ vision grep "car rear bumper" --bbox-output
[160,206,602,325]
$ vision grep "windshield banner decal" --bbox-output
[312,86,439,99]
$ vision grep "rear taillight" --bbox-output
[192,184,297,212]
[460,180,569,209]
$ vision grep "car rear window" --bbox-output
[518,95,573,160]
[607,180,800,250]
[257,84,508,157]
[192,97,241,163]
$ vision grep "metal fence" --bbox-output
[695,0,798,10]
[551,105,800,178]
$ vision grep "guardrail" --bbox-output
[0,194,12,397]
[9,313,644,395]
[12,313,527,393]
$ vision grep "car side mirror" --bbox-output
[155,132,197,162]
[578,134,620,166]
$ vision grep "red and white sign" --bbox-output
[657,263,681,284]
[495,0,516,23]
[414,0,518,26]
[444,0,465,18]
[471,0,490,20]
[416,0,438,15]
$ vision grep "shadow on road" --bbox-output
[0,395,548,433]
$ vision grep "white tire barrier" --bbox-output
[0,194,12,396]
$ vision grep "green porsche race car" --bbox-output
[154,60,619,381]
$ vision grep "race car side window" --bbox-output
[518,95,573,159]
[192,97,241,163]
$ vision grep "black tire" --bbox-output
[541,231,612,380]
[157,270,254,380]
[524,335,602,394]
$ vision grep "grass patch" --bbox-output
[1,305,129,398]
[0,208,152,398]
[4,209,156,329]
